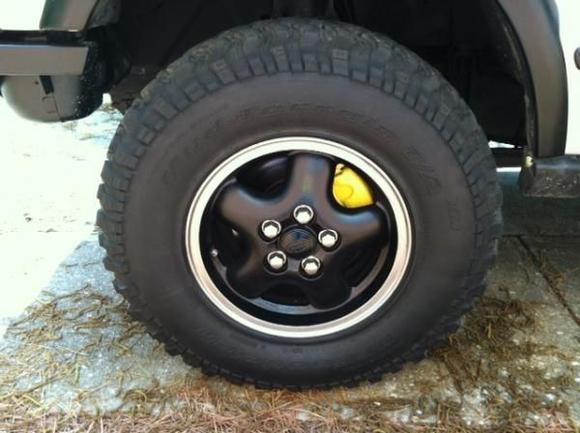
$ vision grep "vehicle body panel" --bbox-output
[556,0,580,155]
[496,0,568,158]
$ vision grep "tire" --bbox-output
[97,18,502,389]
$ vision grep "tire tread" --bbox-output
[97,18,503,389]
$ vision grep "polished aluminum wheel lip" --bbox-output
[185,137,413,339]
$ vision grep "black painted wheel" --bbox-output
[97,19,502,388]
[188,138,412,337]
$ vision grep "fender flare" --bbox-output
[496,0,568,157]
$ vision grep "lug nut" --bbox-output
[261,220,282,240]
[293,205,315,225]
[266,251,287,272]
[318,229,339,250]
[301,256,321,277]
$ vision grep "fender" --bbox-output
[558,0,580,156]
[41,0,566,159]
[496,0,568,158]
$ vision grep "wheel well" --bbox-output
[102,0,529,151]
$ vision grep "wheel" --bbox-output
[97,19,502,388]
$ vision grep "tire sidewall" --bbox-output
[122,73,477,385]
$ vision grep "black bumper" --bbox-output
[0,31,102,122]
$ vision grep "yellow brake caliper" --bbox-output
[332,163,375,208]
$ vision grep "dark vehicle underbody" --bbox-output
[0,0,576,196]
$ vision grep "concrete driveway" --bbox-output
[0,101,578,432]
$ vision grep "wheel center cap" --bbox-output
[279,228,316,257]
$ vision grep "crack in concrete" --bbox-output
[515,235,580,327]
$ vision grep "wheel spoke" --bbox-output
[301,271,352,309]
[285,154,335,205]
[227,258,276,299]
[214,183,264,233]
[335,207,386,251]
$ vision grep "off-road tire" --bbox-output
[97,19,502,389]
